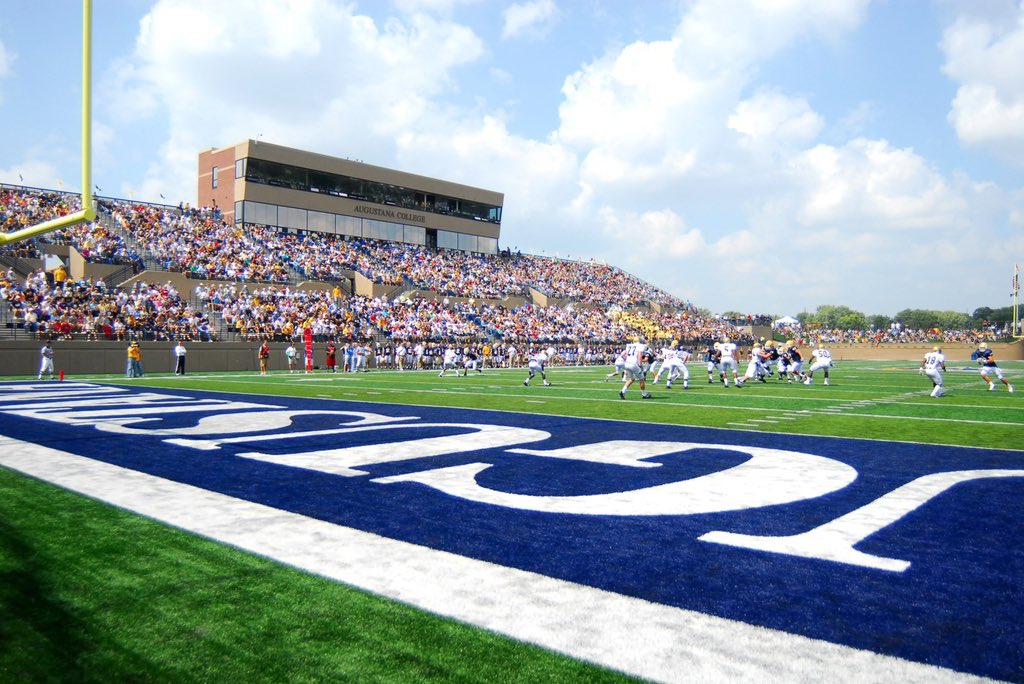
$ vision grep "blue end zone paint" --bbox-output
[1,382,1022,681]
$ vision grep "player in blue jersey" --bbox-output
[705,343,722,384]
[975,343,1013,392]
[781,340,805,383]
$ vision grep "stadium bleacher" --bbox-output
[5,185,999,353]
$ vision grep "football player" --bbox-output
[438,346,460,377]
[736,344,770,386]
[761,340,778,378]
[804,344,833,385]
[461,347,483,376]
[718,336,740,387]
[620,343,654,399]
[524,347,555,386]
[921,346,946,398]
[656,342,691,389]
[782,340,805,383]
[705,342,723,384]
[975,342,1013,392]
[605,347,627,382]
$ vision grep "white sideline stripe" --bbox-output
[0,437,984,684]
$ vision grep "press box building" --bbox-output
[197,140,503,254]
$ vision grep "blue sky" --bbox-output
[1,0,1022,317]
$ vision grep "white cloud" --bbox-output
[0,36,13,103]
[836,100,878,137]
[502,0,559,40]
[672,0,870,79]
[553,0,871,213]
[941,3,1024,164]
[787,138,965,229]
[599,207,705,258]
[0,158,60,190]
[106,0,486,201]
[0,37,12,77]
[728,89,825,145]
[538,0,1022,313]
[395,114,578,229]
[393,0,480,15]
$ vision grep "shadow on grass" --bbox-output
[0,517,90,681]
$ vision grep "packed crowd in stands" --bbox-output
[1,268,215,341]
[192,282,742,346]
[1,188,80,259]
[108,203,293,282]
[1,189,144,266]
[40,218,144,267]
[1,188,79,234]
[272,225,684,306]
[5,188,688,307]
[0,187,1010,350]
[799,326,999,347]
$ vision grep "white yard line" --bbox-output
[0,436,984,684]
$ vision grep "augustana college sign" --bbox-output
[354,204,427,223]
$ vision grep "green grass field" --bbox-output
[1,360,1021,682]
[84,359,1024,449]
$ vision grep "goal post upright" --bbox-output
[0,0,95,247]
[81,0,95,223]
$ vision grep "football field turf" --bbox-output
[1,360,1021,682]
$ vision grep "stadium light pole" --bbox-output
[0,0,96,247]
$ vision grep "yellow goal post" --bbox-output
[0,0,95,246]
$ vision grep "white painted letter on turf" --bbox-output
[373,442,857,516]
[236,423,551,477]
[700,469,1024,572]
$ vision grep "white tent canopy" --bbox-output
[773,315,800,328]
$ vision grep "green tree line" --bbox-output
[792,304,1020,332]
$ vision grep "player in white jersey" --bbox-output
[804,344,833,385]
[619,341,652,399]
[920,346,946,398]
[660,345,691,389]
[717,336,739,387]
[651,344,673,384]
[38,341,55,380]
[353,344,367,372]
[648,344,672,384]
[605,348,627,382]
[438,347,460,377]
[736,345,769,386]
[524,347,555,386]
